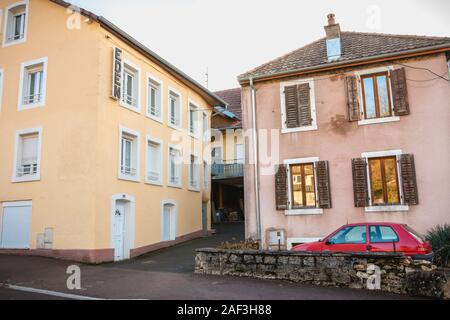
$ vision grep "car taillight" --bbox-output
[418,241,432,253]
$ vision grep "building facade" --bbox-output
[0,0,225,263]
[239,15,450,249]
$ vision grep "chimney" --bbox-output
[324,13,342,61]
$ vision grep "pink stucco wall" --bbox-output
[242,53,450,246]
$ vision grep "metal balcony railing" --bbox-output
[211,162,244,179]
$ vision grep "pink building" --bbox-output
[239,15,450,249]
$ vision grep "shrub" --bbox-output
[426,224,450,268]
[218,240,259,250]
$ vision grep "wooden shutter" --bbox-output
[275,164,288,210]
[352,158,369,207]
[297,83,312,127]
[399,154,419,205]
[391,68,410,116]
[346,76,360,122]
[284,85,299,128]
[316,161,332,209]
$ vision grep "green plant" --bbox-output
[426,224,450,268]
[218,240,259,250]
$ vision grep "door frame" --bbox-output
[110,194,135,261]
[161,200,177,241]
[1,201,32,249]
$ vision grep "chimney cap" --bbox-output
[327,13,336,26]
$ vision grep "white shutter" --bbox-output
[21,134,38,165]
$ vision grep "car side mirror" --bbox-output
[325,240,332,245]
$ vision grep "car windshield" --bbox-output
[404,225,425,242]
[328,226,367,244]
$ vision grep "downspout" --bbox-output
[249,77,262,245]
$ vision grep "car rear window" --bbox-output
[404,225,425,242]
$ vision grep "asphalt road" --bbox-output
[0,222,420,300]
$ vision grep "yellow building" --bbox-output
[0,0,225,263]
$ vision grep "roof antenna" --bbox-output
[205,67,209,89]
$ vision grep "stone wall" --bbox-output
[195,248,449,299]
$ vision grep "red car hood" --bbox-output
[292,241,324,251]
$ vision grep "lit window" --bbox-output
[3,2,28,46]
[290,163,316,208]
[368,156,400,206]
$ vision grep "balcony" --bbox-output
[211,162,244,180]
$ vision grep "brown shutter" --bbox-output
[316,161,332,209]
[399,154,419,205]
[284,85,299,128]
[346,76,361,122]
[391,68,410,116]
[297,83,312,127]
[352,158,369,207]
[275,164,288,210]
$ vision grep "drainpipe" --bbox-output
[249,77,262,245]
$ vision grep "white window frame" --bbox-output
[361,149,409,213]
[0,68,4,111]
[167,144,182,188]
[188,153,200,192]
[168,87,182,130]
[118,126,140,182]
[120,59,141,113]
[12,127,43,183]
[2,1,29,48]
[18,57,48,110]
[280,78,318,134]
[146,73,163,123]
[145,135,163,186]
[355,66,400,126]
[188,100,200,138]
[283,157,323,216]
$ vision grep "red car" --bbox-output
[293,223,434,260]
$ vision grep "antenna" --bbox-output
[205,67,209,89]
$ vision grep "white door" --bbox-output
[113,202,125,261]
[162,204,175,241]
[1,203,32,249]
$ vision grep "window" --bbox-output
[189,154,199,190]
[280,79,317,133]
[18,57,48,110]
[168,89,181,128]
[168,146,182,187]
[290,163,316,209]
[329,226,367,245]
[3,1,28,47]
[189,102,199,137]
[202,112,208,143]
[119,127,140,181]
[147,75,162,121]
[361,72,392,120]
[121,61,140,112]
[369,226,399,243]
[211,147,222,164]
[368,156,400,206]
[146,137,162,185]
[235,144,244,164]
[0,69,4,110]
[12,127,42,182]
[203,161,208,190]
[276,157,332,214]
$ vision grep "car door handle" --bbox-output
[366,245,372,251]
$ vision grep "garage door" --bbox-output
[1,202,32,249]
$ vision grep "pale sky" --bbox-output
[68,0,449,92]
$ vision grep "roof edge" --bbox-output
[238,43,450,84]
[49,0,226,107]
